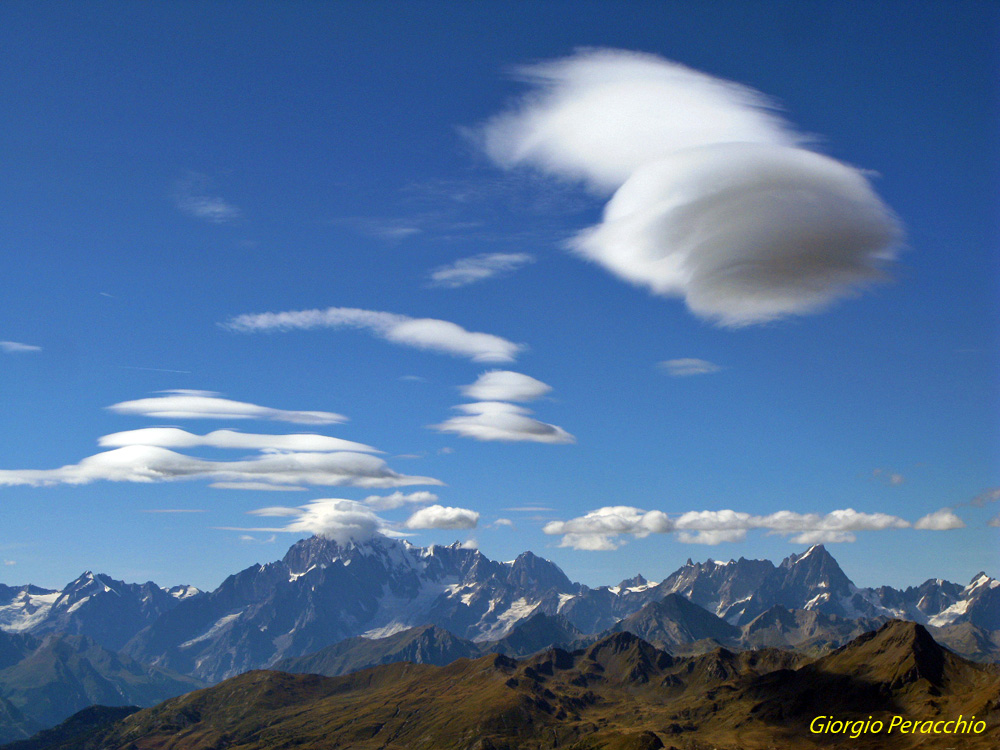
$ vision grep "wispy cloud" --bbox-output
[478,49,901,327]
[99,427,378,454]
[139,509,206,513]
[174,173,241,223]
[544,505,948,550]
[428,252,535,288]
[362,490,439,511]
[3,560,14,566]
[210,482,307,491]
[1,341,41,354]
[967,487,1000,507]
[658,358,721,377]
[433,401,574,444]
[108,391,346,424]
[222,307,524,363]
[871,468,905,486]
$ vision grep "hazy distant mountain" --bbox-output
[0,633,201,743]
[38,622,998,750]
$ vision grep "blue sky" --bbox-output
[1,1,997,591]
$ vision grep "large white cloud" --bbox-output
[479,49,901,327]
[544,505,942,550]
[223,307,523,363]
[98,427,379,454]
[0,446,442,489]
[460,370,553,402]
[432,401,574,444]
[429,252,535,288]
[108,391,346,424]
[404,504,480,530]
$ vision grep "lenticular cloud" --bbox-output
[480,49,902,326]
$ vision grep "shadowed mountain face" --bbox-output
[611,593,740,649]
[30,622,998,750]
[0,634,203,744]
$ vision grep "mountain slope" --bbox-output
[36,625,999,750]
[0,634,203,737]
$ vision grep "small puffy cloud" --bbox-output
[3,560,16,566]
[429,252,535,288]
[362,490,439,511]
[989,515,1000,528]
[175,173,241,223]
[223,307,523,363]
[0,341,41,354]
[492,518,515,528]
[872,468,905,486]
[98,427,378,453]
[659,358,721,377]
[108,392,346,425]
[914,508,965,531]
[545,505,919,550]
[0,446,442,489]
[460,538,479,549]
[460,371,553,402]
[543,506,672,550]
[478,49,900,327]
[433,401,574,444]
[404,504,480,530]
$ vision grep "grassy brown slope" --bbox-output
[37,625,1000,750]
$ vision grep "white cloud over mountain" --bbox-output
[404,504,480,530]
[223,307,523,362]
[544,505,954,550]
[479,49,901,327]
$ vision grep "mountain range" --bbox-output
[1,534,998,744]
[2,536,998,686]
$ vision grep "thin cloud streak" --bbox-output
[223,307,524,363]
[659,358,721,376]
[1,341,41,353]
[428,252,535,288]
